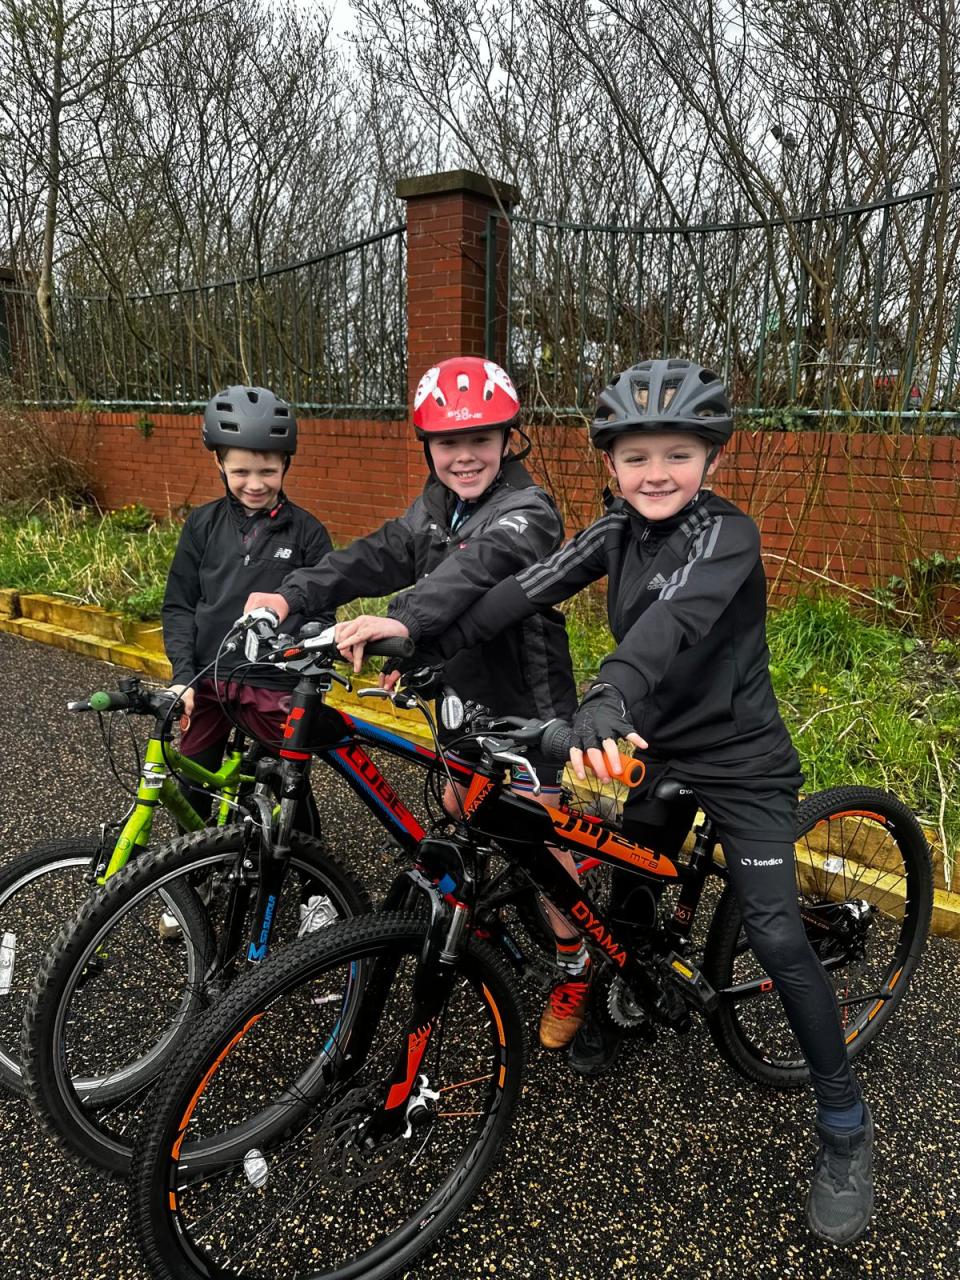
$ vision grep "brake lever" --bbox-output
[477,738,542,795]
[358,688,419,710]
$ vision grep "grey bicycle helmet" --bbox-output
[202,386,298,454]
[590,359,732,451]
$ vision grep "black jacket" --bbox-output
[433,489,793,757]
[162,494,333,686]
[277,459,577,721]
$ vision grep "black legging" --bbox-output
[621,751,859,1113]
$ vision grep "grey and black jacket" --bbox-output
[277,458,577,721]
[163,494,333,687]
[432,489,792,757]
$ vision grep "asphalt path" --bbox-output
[1,630,958,1280]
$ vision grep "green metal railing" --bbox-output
[494,184,960,426]
[0,226,407,413]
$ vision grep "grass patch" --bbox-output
[0,505,957,864]
[0,500,181,619]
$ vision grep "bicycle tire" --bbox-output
[131,912,526,1280]
[0,836,102,1093]
[702,786,933,1088]
[22,823,371,1176]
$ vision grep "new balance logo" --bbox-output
[647,572,669,591]
[273,547,293,559]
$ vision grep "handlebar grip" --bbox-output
[539,719,572,763]
[365,637,416,659]
[86,691,131,712]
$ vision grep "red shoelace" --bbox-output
[548,978,589,1019]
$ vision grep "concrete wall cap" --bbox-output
[396,169,521,208]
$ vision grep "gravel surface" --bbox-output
[2,629,958,1279]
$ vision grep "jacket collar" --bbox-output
[604,487,710,541]
[422,456,535,528]
[226,490,289,525]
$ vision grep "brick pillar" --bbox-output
[396,168,521,409]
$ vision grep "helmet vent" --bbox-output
[274,406,289,416]
[699,368,719,385]
[660,382,680,410]
[631,382,649,412]
[215,400,233,411]
[220,421,239,433]
[269,425,289,436]
[245,390,259,403]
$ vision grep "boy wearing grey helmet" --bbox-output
[427,358,873,1247]
[162,386,332,832]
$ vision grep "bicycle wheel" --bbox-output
[132,912,525,1280]
[703,786,933,1088]
[0,836,101,1093]
[22,823,370,1176]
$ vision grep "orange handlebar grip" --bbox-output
[616,757,647,788]
[583,756,646,788]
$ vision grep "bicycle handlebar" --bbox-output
[67,686,180,717]
[364,636,415,660]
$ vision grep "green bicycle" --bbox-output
[0,672,362,1094]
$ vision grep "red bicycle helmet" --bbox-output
[413,357,520,437]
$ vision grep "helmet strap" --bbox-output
[508,425,531,462]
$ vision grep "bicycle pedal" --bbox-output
[664,951,719,1014]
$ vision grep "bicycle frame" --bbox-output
[350,761,728,1136]
[96,736,252,882]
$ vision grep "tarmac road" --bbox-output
[1,630,958,1280]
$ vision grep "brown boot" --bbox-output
[539,971,591,1050]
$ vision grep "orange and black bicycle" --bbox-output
[130,688,933,1280]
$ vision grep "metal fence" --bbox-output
[499,184,960,425]
[0,225,407,414]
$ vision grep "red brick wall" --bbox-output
[42,409,960,597]
[54,410,425,538]
[522,423,960,594]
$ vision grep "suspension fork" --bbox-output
[238,754,309,965]
[350,870,473,1140]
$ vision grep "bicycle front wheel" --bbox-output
[703,786,933,1088]
[132,912,526,1280]
[22,824,370,1175]
[0,836,100,1093]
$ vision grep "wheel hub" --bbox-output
[312,1087,404,1189]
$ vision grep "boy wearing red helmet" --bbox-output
[246,357,574,731]
[244,360,584,1020]
[415,358,873,1247]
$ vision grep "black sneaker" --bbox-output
[806,1101,874,1245]
[567,1011,623,1077]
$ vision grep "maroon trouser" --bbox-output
[178,679,320,835]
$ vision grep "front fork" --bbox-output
[357,867,474,1141]
[235,755,305,966]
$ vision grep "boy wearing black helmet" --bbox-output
[424,358,873,1247]
[162,386,333,845]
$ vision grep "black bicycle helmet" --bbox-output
[590,359,732,451]
[202,386,298,454]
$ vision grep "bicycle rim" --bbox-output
[712,787,932,1073]
[0,842,96,1087]
[134,915,524,1280]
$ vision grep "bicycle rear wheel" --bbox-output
[131,912,525,1280]
[703,786,933,1088]
[0,836,100,1093]
[21,824,370,1175]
